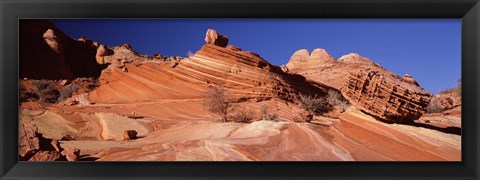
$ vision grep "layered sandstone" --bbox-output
[85,30,326,104]
[341,69,432,123]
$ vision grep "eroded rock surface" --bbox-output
[341,69,433,123]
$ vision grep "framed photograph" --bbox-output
[1,0,479,179]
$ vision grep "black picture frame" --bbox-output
[1,0,479,179]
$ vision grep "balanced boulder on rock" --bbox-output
[205,29,229,47]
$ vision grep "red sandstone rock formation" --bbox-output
[341,69,432,123]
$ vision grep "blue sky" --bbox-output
[52,19,461,94]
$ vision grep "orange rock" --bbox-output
[205,29,228,47]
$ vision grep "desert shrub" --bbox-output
[19,88,39,102]
[203,85,233,122]
[187,51,195,58]
[82,77,100,90]
[439,78,461,99]
[231,109,254,123]
[31,79,51,90]
[39,86,60,103]
[426,96,443,114]
[297,93,328,115]
[58,84,82,102]
[260,106,279,121]
[326,89,351,112]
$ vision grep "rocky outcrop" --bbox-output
[19,121,80,161]
[205,29,228,47]
[341,69,432,123]
[20,20,108,79]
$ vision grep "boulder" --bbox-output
[123,130,138,140]
[95,45,114,64]
[43,29,63,54]
[341,69,432,123]
[205,29,228,47]
[61,147,81,161]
